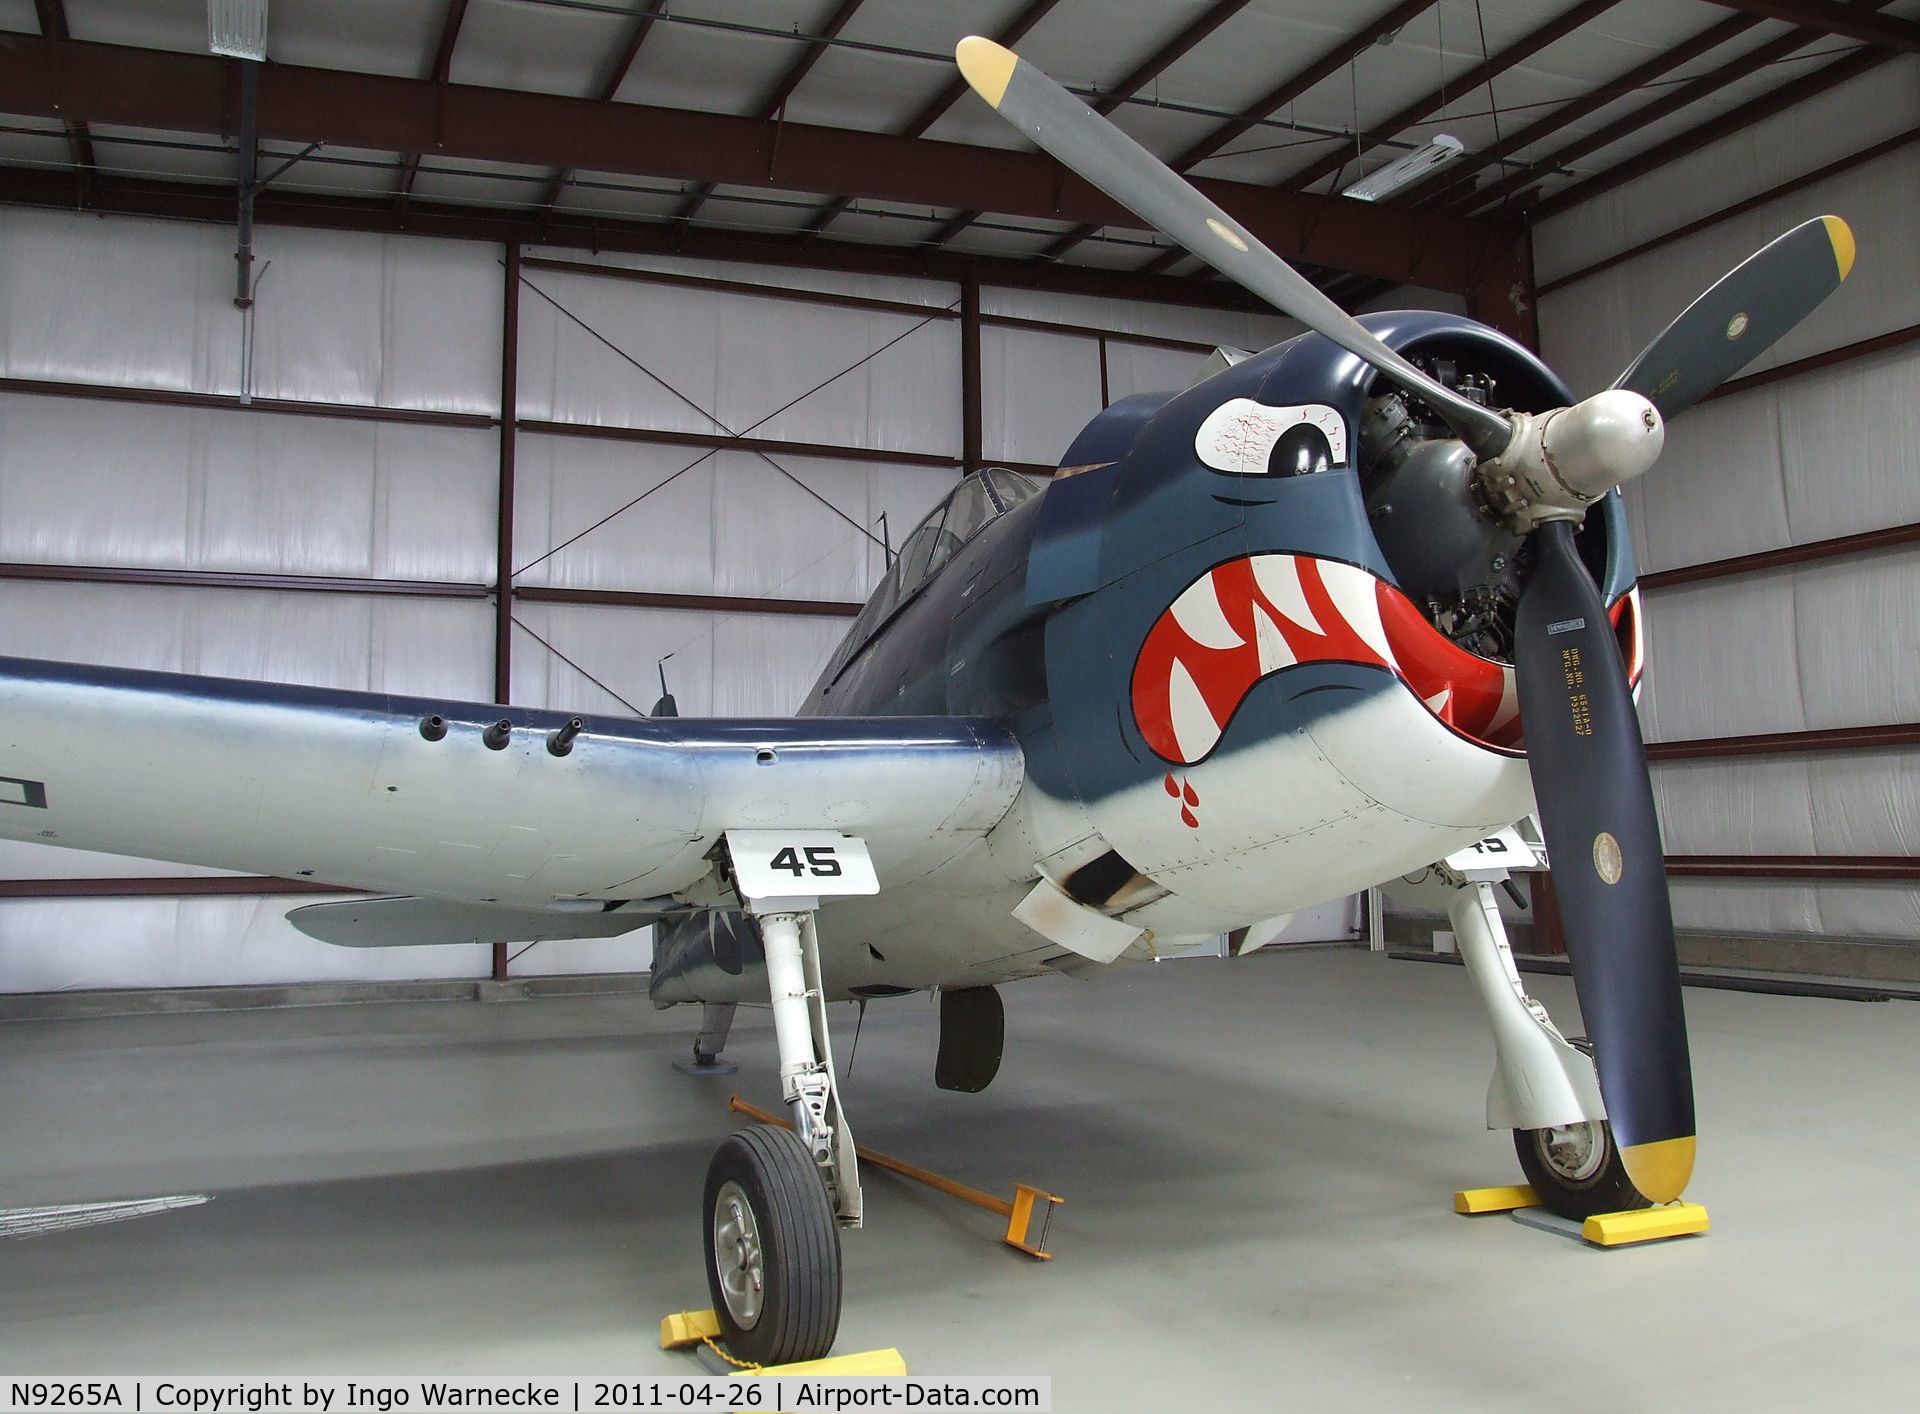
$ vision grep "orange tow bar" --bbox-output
[728,1094,1064,1259]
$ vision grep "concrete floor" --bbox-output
[3,948,1917,1410]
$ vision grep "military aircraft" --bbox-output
[0,35,1854,1366]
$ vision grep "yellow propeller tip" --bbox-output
[956,35,1017,108]
[1620,1135,1696,1205]
[1822,214,1855,280]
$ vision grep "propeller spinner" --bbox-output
[956,33,1857,1206]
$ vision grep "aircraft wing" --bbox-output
[0,657,1023,936]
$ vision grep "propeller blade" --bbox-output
[954,36,1514,461]
[1514,522,1693,1202]
[1613,215,1854,419]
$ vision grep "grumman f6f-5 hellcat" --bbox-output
[0,35,1855,1367]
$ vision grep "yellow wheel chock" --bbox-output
[1453,1184,1539,1215]
[659,1309,725,1349]
[1579,1202,1711,1246]
[660,1308,907,1376]
[1454,1184,1710,1247]
[729,1095,1064,1258]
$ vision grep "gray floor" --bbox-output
[3,948,1917,1411]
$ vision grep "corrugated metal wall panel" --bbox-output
[1537,61,1920,943]
[980,323,1104,464]
[0,209,988,989]
[0,395,498,581]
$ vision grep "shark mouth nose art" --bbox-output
[1131,555,1528,766]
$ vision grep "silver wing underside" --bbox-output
[0,657,1024,932]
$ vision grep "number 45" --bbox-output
[770,845,843,878]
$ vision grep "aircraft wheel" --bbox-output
[1513,1119,1652,1220]
[704,1126,841,1366]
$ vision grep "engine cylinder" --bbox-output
[1365,434,1523,607]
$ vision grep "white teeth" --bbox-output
[1253,602,1294,674]
[1167,656,1221,763]
[1424,688,1453,714]
[1321,561,1394,665]
[1250,554,1319,634]
[1168,570,1244,650]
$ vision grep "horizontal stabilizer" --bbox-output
[288,896,666,949]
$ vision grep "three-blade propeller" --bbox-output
[956,34,1857,1205]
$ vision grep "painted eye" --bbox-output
[1268,424,1333,477]
[1194,398,1349,477]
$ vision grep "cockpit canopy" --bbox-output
[878,466,1037,612]
[835,466,1040,665]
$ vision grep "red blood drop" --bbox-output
[1180,806,1199,829]
[1164,772,1180,797]
[1182,781,1199,806]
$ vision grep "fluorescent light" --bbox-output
[207,0,268,61]
[1342,135,1465,202]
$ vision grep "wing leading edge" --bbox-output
[0,657,1024,927]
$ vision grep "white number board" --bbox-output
[1444,826,1543,880]
[727,831,880,901]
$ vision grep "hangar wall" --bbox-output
[0,205,1304,992]
[1535,60,1920,948]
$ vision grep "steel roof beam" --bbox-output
[1536,120,1920,294]
[1093,0,1263,119]
[1526,40,1894,220]
[1396,10,1763,210]
[1133,0,1442,275]
[0,164,1290,313]
[1283,0,1628,196]
[1701,0,1920,50]
[1165,0,1444,175]
[32,0,94,196]
[676,0,868,224]
[537,0,670,214]
[1462,0,1895,213]
[396,0,470,212]
[801,0,1065,236]
[0,36,1517,288]
[1463,4,1888,216]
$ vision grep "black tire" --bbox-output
[1513,1119,1652,1220]
[703,1126,841,1366]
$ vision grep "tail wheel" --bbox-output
[1513,1119,1653,1220]
[703,1126,841,1366]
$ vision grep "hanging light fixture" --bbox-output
[207,0,269,61]
[1341,135,1465,202]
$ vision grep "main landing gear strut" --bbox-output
[1437,833,1651,1220]
[698,834,874,1366]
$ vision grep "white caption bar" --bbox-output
[0,1377,1052,1413]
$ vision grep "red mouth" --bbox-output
[1131,554,1636,766]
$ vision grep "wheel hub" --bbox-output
[712,1180,765,1329]
[1540,1121,1606,1183]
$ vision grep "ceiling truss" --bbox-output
[394,0,471,213]
[0,0,1904,309]
[0,34,1516,291]
[799,0,1067,238]
[931,0,1258,255]
[533,0,670,217]
[1282,0,1628,198]
[1462,7,1894,215]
